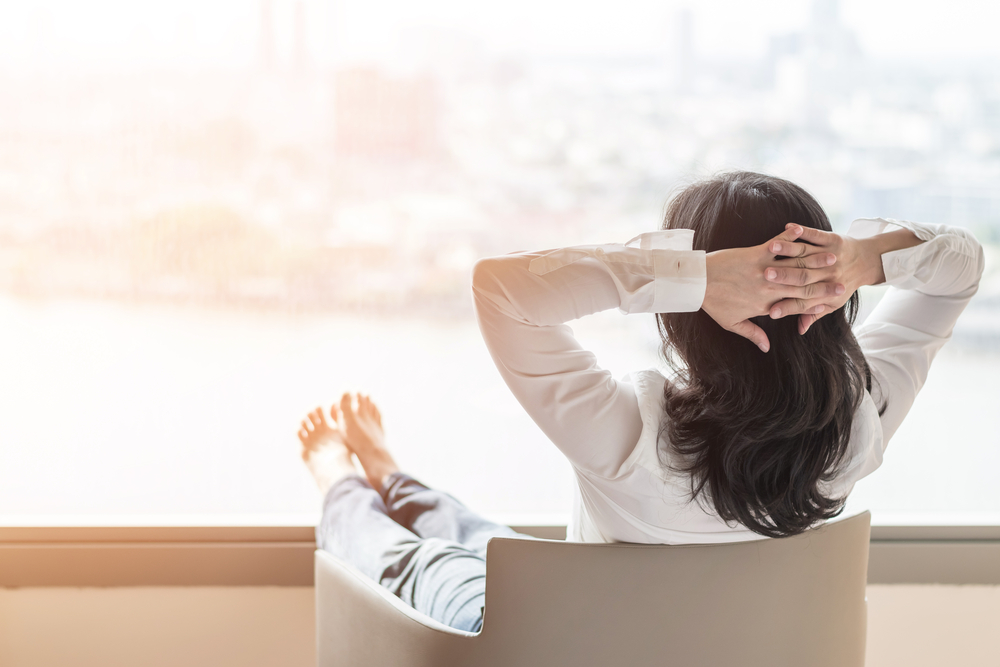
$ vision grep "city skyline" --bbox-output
[1,2,999,318]
[0,0,997,522]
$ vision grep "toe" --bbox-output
[363,396,380,424]
[340,393,357,424]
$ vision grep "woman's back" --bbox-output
[472,173,984,543]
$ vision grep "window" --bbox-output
[1,0,997,529]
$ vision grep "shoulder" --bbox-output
[604,369,671,477]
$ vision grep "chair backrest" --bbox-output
[316,511,870,667]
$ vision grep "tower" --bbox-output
[672,8,694,93]
[259,0,275,71]
[294,0,309,72]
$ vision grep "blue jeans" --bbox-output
[316,472,523,633]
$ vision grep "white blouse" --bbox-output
[472,218,985,544]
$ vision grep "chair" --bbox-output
[315,511,870,667]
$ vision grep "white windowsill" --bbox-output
[2,511,1000,587]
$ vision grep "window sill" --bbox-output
[2,519,999,587]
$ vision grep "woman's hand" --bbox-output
[765,223,923,334]
[764,224,871,335]
[703,225,846,353]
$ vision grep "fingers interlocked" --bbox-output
[764,224,846,320]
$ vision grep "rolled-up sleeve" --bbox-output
[472,230,706,475]
[850,218,985,451]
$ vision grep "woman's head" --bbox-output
[658,171,874,538]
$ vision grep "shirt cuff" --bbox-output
[847,217,939,240]
[652,249,706,312]
[846,217,937,287]
[628,230,706,313]
[527,229,707,315]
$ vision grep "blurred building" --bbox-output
[669,9,695,94]
[767,0,862,126]
[851,184,1000,241]
[258,0,275,71]
[333,68,439,160]
[294,0,309,73]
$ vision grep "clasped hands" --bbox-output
[702,223,871,353]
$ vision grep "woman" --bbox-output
[298,171,984,632]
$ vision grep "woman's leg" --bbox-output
[299,403,488,632]
[338,393,521,557]
[317,474,488,632]
[379,472,520,557]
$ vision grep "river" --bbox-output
[1,294,997,526]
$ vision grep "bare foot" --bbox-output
[338,392,399,491]
[298,406,357,496]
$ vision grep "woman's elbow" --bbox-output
[471,257,498,292]
[472,255,519,296]
[946,227,987,293]
[962,231,987,292]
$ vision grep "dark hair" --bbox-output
[657,171,879,538]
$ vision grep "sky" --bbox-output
[0,0,997,72]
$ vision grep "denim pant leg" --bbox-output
[316,474,488,632]
[380,472,522,556]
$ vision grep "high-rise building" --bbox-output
[809,0,840,30]
[259,0,275,71]
[670,9,694,93]
[294,1,309,72]
[326,0,340,65]
[767,0,862,126]
[334,68,439,160]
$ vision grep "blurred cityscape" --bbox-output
[2,0,1000,519]
[1,0,999,319]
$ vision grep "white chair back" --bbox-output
[316,511,870,667]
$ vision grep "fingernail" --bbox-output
[771,243,781,253]
[759,343,769,353]
[766,268,776,280]
[772,307,781,318]
[813,305,823,313]
[835,284,845,295]
[827,254,836,265]
[792,225,802,235]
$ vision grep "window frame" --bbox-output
[2,521,998,586]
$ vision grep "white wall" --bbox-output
[1,585,998,666]
[865,585,1000,667]
[0,587,315,667]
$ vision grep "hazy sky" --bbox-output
[0,0,997,72]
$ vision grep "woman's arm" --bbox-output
[849,219,984,444]
[472,232,697,476]
[763,224,924,333]
[473,228,845,475]
[765,219,986,444]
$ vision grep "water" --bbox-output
[1,295,998,526]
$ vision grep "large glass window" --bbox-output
[1,0,997,525]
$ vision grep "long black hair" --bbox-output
[657,171,879,538]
